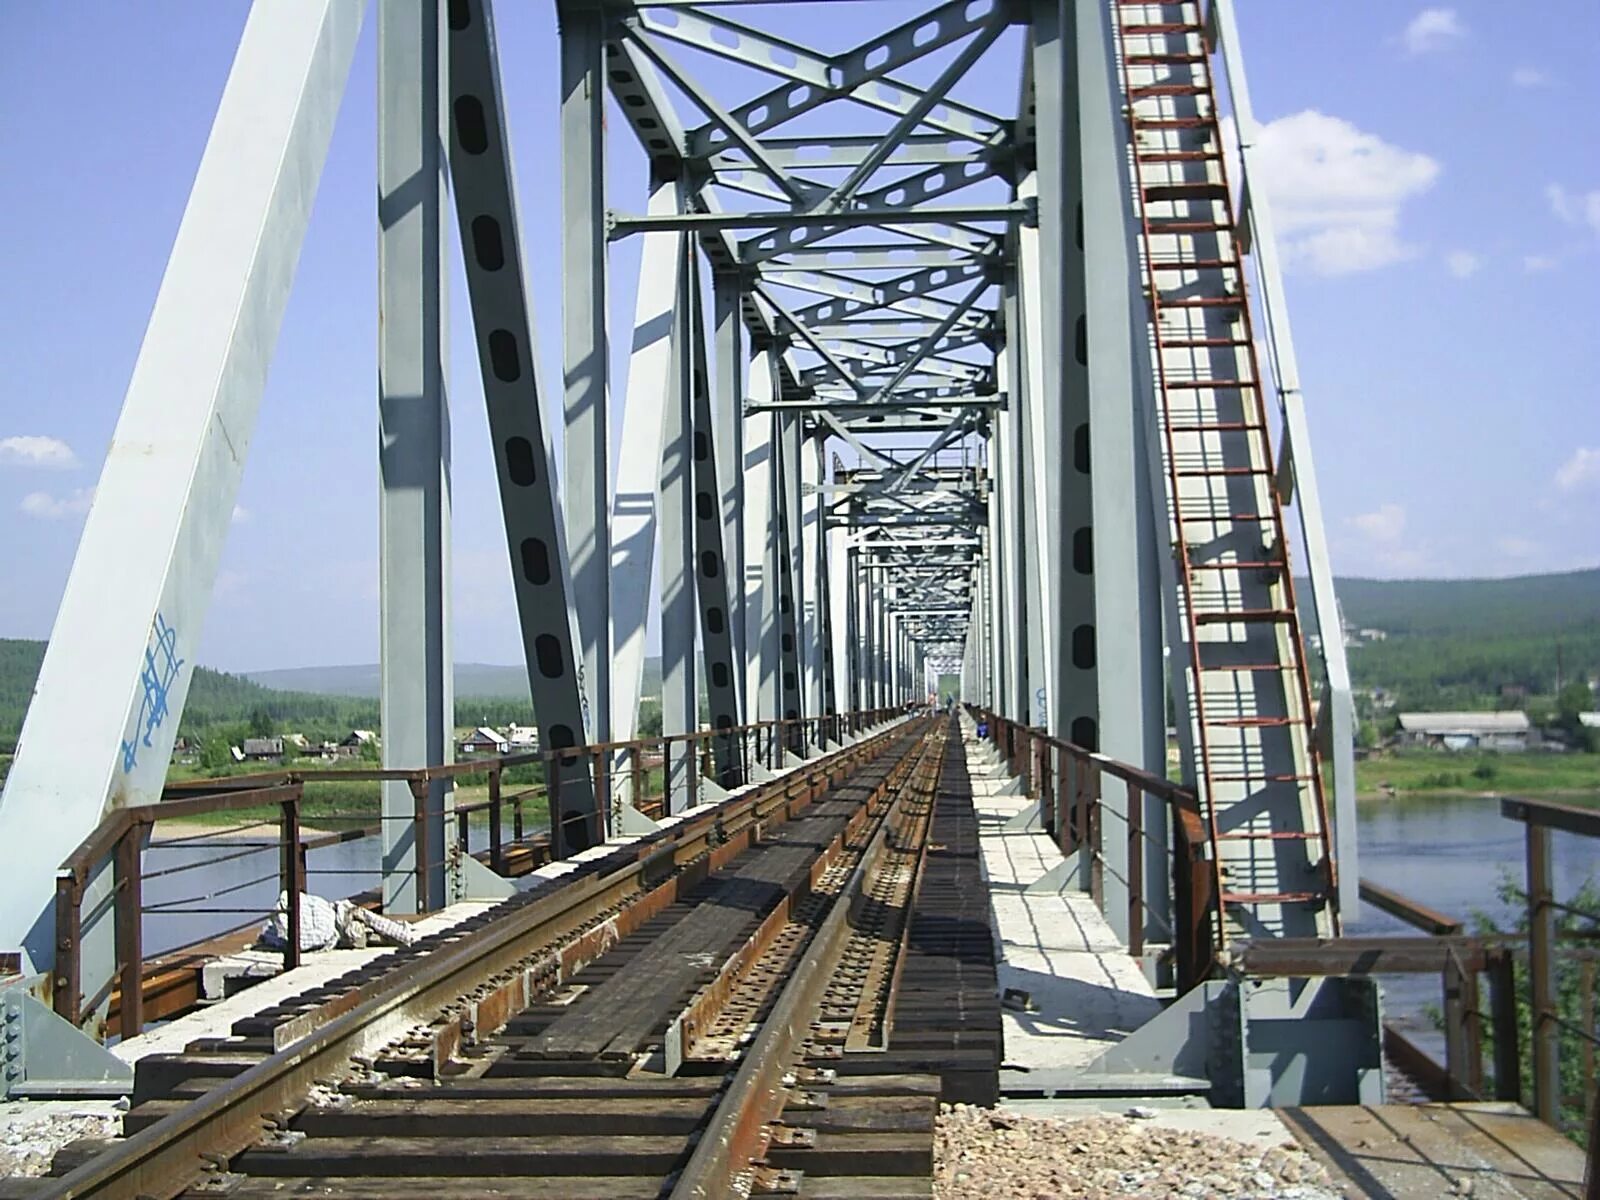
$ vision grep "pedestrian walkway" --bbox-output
[958,715,1163,1075]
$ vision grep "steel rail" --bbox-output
[40,718,921,1200]
[669,722,947,1198]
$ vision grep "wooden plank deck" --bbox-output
[1279,1103,1588,1199]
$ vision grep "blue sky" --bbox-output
[1,2,1596,674]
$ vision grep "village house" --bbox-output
[240,736,284,761]
[459,726,509,756]
[1396,712,1531,753]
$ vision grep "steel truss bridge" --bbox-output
[1,0,1364,1118]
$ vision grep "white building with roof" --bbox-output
[1397,712,1531,752]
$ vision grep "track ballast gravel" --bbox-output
[935,1105,1345,1199]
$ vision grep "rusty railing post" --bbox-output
[410,778,431,912]
[1127,779,1144,960]
[489,764,503,874]
[547,754,564,858]
[1089,764,1103,910]
[1526,820,1558,1125]
[53,874,83,1026]
[113,822,144,1040]
[1488,947,1522,1103]
[593,747,610,836]
[1442,952,1471,1098]
[280,790,303,972]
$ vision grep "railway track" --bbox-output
[27,715,997,1199]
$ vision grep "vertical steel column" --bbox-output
[610,177,683,747]
[559,0,610,747]
[660,237,697,812]
[713,271,748,702]
[1032,0,1095,756]
[1072,0,1168,939]
[774,414,804,730]
[1001,260,1029,724]
[686,267,742,782]
[742,353,780,724]
[380,0,453,913]
[801,437,825,733]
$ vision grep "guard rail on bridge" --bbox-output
[49,708,904,1041]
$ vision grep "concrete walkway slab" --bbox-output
[961,722,1163,1075]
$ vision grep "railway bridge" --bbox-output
[2,2,1591,1196]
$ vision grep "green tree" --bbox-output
[1465,873,1599,1147]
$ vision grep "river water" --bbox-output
[140,795,1598,1054]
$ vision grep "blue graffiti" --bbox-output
[120,612,184,774]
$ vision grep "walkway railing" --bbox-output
[970,707,1216,990]
[970,708,1596,1143]
[52,708,904,1040]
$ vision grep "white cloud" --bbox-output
[232,505,250,524]
[1511,66,1549,88]
[1401,8,1466,56]
[0,435,77,469]
[1555,447,1600,492]
[1234,111,1439,276]
[1348,502,1407,544]
[1444,250,1482,279]
[20,488,93,519]
[1545,184,1600,238]
[1495,536,1541,561]
[1522,254,1558,273]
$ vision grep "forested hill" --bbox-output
[1332,568,1600,638]
[1302,568,1600,709]
[0,638,381,748]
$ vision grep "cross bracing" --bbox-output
[0,0,1358,1022]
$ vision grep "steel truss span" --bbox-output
[1,0,1356,1079]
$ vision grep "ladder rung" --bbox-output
[1130,85,1207,100]
[1163,379,1253,389]
[1198,662,1290,672]
[1211,774,1319,785]
[1145,219,1233,233]
[1221,891,1327,904]
[1162,337,1251,348]
[1187,560,1286,572]
[1131,116,1216,131]
[1126,53,1208,66]
[1159,295,1243,308]
[1174,466,1272,477]
[1138,151,1222,165]
[1175,510,1271,521]
[1167,423,1266,433]
[1193,608,1294,624]
[1143,181,1229,202]
[1205,716,1307,729]
[1150,259,1236,271]
[1120,25,1204,37]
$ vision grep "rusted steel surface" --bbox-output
[1235,936,1493,977]
[1359,879,1465,936]
[40,715,947,1200]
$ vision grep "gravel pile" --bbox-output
[936,1105,1345,1199]
[0,1103,122,1178]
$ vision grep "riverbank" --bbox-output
[1355,748,1599,800]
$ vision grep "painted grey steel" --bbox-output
[0,0,365,975]
[1068,0,1167,939]
[559,0,611,748]
[1,982,134,1101]
[713,273,748,699]
[1209,0,1359,914]
[446,0,593,819]
[660,235,697,811]
[743,357,781,725]
[609,178,683,749]
[379,0,454,913]
[686,266,743,781]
